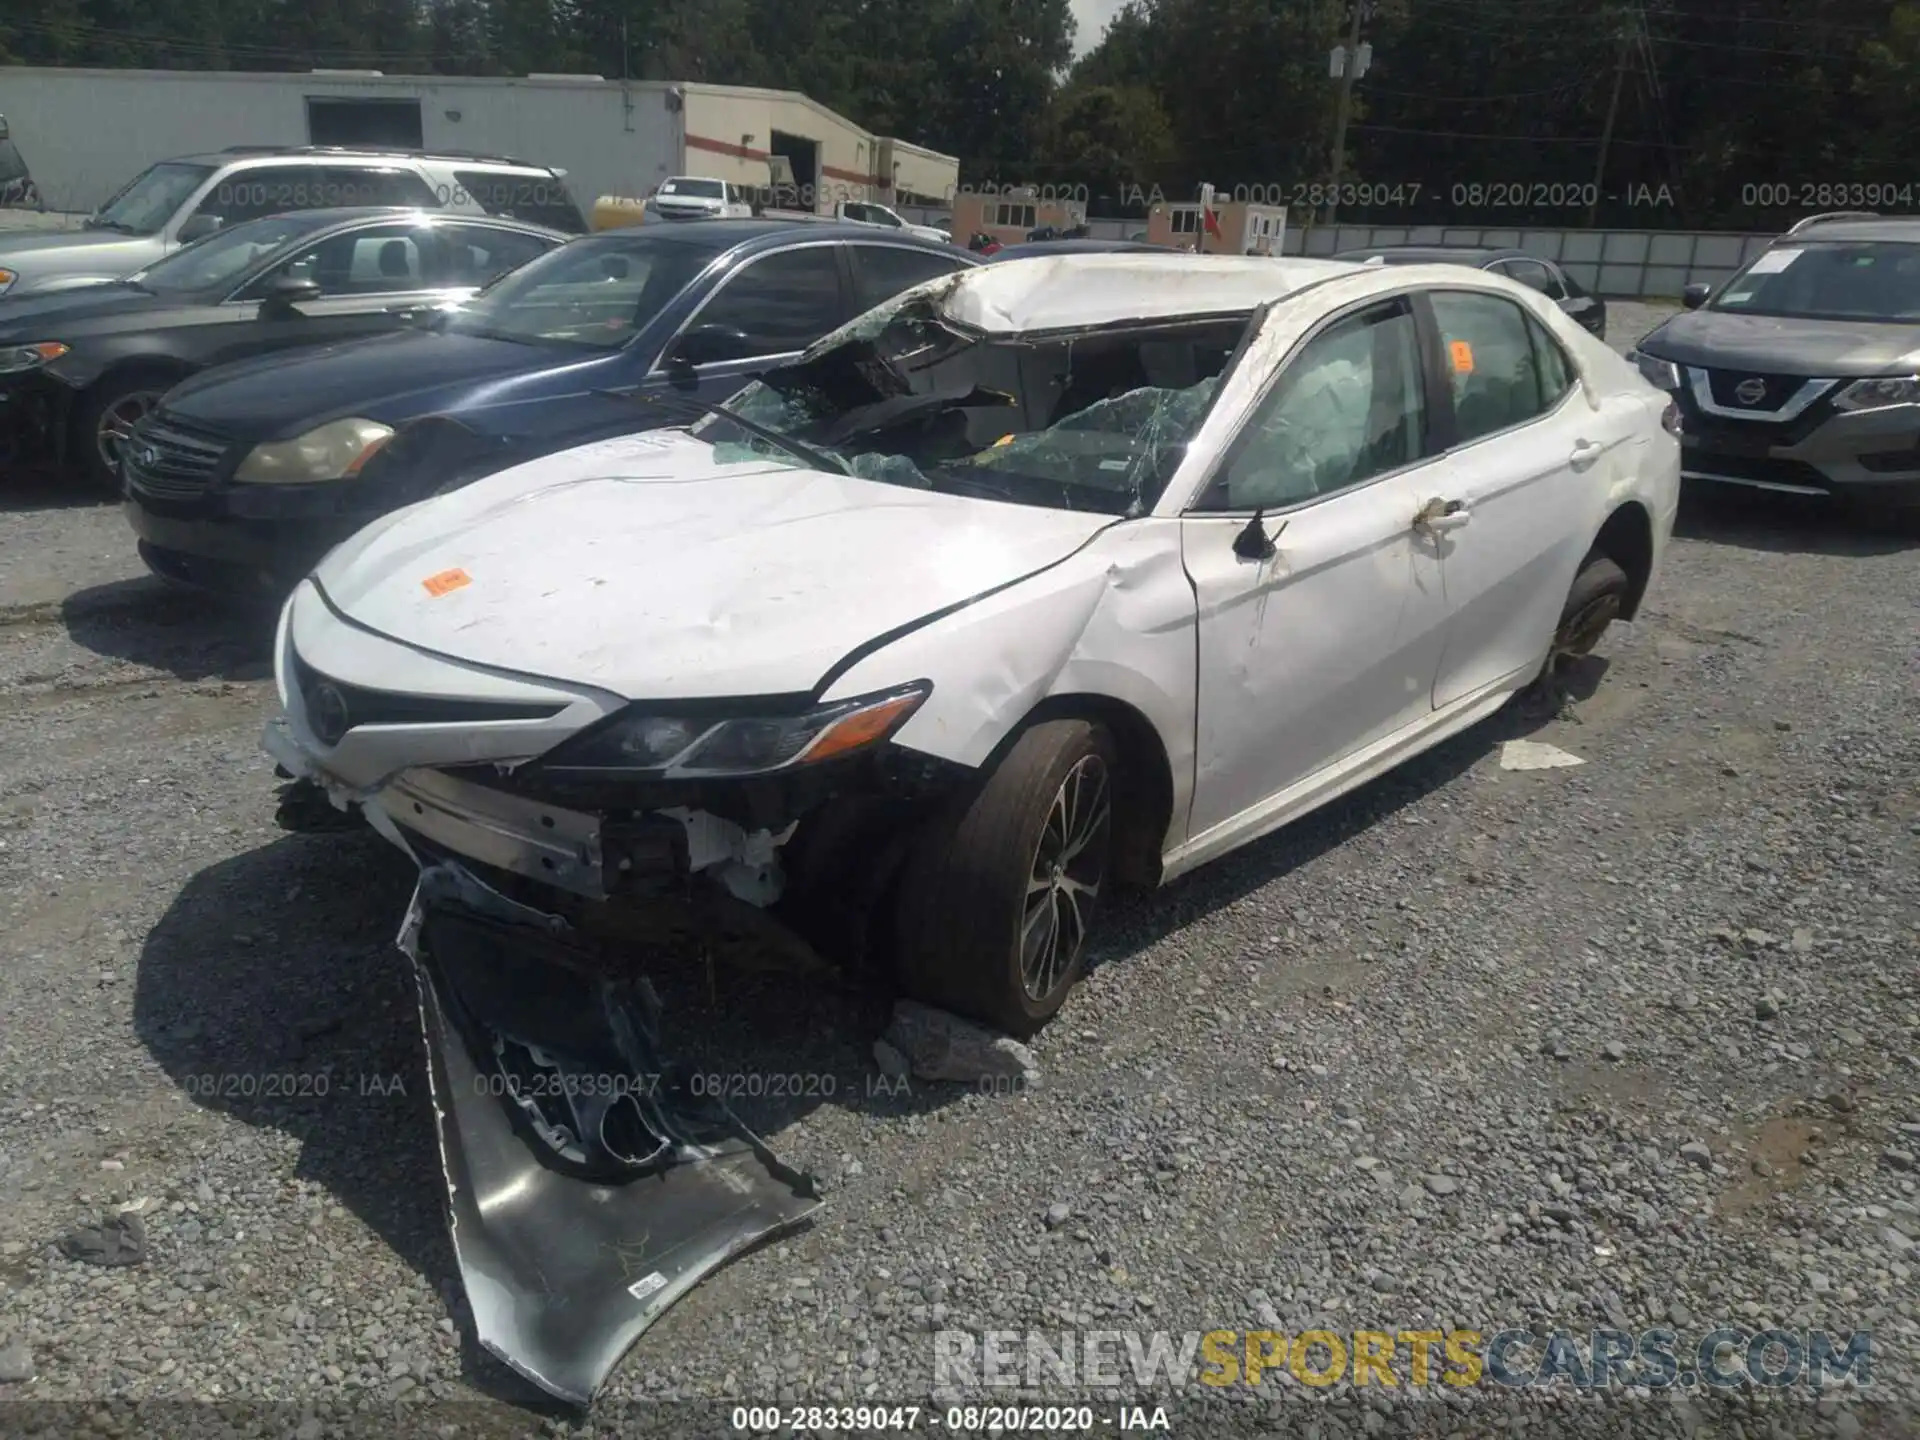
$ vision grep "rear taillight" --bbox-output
[1661,400,1681,436]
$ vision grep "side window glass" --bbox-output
[194,166,328,224]
[1429,291,1549,443]
[692,246,845,355]
[850,244,967,312]
[247,224,428,298]
[1202,301,1427,511]
[437,224,553,286]
[1526,314,1573,405]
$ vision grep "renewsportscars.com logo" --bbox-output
[934,1326,1873,1391]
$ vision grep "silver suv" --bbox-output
[1630,213,1920,525]
[0,146,584,298]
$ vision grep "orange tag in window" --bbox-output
[422,568,470,597]
[1449,340,1474,373]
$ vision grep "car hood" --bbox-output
[163,330,559,440]
[0,229,150,274]
[0,282,172,334]
[312,429,1113,699]
[1639,308,1920,376]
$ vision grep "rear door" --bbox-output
[846,241,972,314]
[1421,288,1620,708]
[202,219,453,368]
[430,221,561,298]
[641,241,852,403]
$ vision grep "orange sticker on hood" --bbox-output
[1449,340,1474,373]
[422,568,470,596]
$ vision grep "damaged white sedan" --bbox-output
[263,252,1679,1400]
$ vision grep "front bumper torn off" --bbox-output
[397,861,822,1406]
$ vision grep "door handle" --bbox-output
[1570,439,1603,469]
[1414,497,1470,532]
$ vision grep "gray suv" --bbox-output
[1629,213,1920,524]
[0,146,583,299]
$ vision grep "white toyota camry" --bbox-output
[266,252,1681,1037]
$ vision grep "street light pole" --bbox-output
[1325,0,1366,226]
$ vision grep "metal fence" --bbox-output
[899,205,1777,300]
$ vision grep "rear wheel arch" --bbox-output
[1592,500,1654,620]
[984,692,1174,889]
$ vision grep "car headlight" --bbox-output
[1834,376,1920,411]
[0,268,16,295]
[234,418,394,484]
[1628,350,1682,390]
[537,683,930,776]
[0,341,68,375]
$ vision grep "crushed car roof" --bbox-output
[937,253,1359,332]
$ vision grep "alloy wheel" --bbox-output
[96,391,162,473]
[1020,754,1112,1001]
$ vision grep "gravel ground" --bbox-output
[1,302,1916,1437]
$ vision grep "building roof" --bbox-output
[937,253,1357,332]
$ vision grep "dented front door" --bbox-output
[1179,296,1451,843]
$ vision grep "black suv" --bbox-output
[1630,213,1920,524]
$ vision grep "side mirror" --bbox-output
[1682,282,1711,310]
[260,276,323,315]
[667,323,753,367]
[177,214,223,244]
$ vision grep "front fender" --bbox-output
[819,519,1198,853]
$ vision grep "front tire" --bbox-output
[894,719,1116,1037]
[73,371,177,492]
[1539,549,1629,681]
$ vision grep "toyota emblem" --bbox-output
[139,446,158,467]
[1733,377,1768,405]
[310,682,351,746]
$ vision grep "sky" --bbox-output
[1069,0,1127,54]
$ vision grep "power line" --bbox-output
[1361,79,1592,101]
[1349,121,1686,147]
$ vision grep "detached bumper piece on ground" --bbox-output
[397,862,821,1406]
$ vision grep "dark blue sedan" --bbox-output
[122,220,975,595]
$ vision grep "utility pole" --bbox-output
[1587,18,1631,227]
[1325,0,1367,226]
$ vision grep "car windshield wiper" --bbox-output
[84,218,140,234]
[597,390,851,476]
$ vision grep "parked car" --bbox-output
[639,177,755,222]
[263,253,1678,1045]
[122,220,977,594]
[0,115,38,210]
[1629,214,1920,526]
[1332,245,1607,339]
[0,208,562,488]
[756,199,950,244]
[0,145,582,299]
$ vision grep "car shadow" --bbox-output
[1675,487,1917,556]
[62,576,277,682]
[0,464,102,512]
[135,827,967,1404]
[1087,668,1602,975]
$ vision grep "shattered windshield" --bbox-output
[690,298,1250,515]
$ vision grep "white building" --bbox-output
[0,67,960,218]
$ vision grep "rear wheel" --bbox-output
[73,370,177,492]
[894,719,1116,1037]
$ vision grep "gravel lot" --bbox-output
[1,301,1916,1437]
